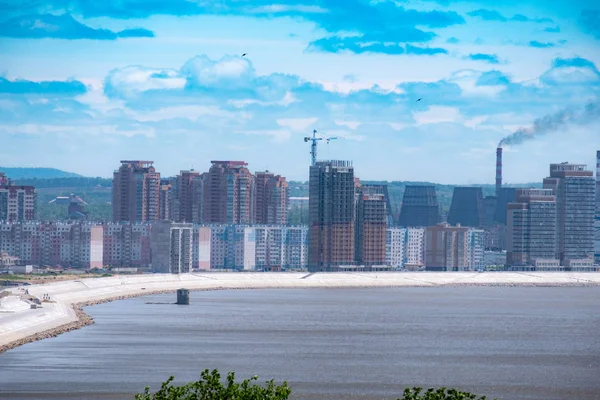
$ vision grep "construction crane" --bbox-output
[304,129,340,166]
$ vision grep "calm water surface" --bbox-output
[1,287,599,400]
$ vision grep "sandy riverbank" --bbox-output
[1,271,599,354]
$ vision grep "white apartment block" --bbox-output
[405,228,425,267]
[1,221,308,272]
[255,226,284,270]
[103,223,152,268]
[386,228,405,269]
[193,225,211,270]
[468,229,486,270]
[0,221,103,269]
[209,225,256,270]
[284,226,308,269]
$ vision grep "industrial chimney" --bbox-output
[496,147,502,197]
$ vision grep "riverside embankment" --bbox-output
[1,271,599,354]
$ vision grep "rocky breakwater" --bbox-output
[0,303,93,354]
[0,288,189,355]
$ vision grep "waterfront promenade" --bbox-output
[1,271,599,353]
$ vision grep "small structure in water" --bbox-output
[176,288,190,305]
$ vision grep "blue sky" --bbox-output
[0,0,599,183]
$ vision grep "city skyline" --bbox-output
[1,0,599,183]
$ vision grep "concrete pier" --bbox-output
[176,289,189,305]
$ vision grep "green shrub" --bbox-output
[134,369,291,400]
[399,387,490,400]
[135,370,493,400]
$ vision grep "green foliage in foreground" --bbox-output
[134,369,292,400]
[401,387,490,399]
[135,370,494,400]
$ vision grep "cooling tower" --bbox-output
[398,185,441,227]
[447,187,485,227]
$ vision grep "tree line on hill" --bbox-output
[7,176,541,223]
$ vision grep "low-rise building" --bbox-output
[425,223,484,271]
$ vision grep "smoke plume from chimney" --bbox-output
[498,99,600,148]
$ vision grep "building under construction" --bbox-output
[355,184,387,267]
[308,160,355,272]
[398,185,441,227]
[447,187,485,228]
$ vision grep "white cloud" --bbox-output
[276,117,318,131]
[127,105,239,122]
[235,129,292,143]
[448,69,507,97]
[182,55,255,89]
[324,129,366,142]
[228,92,297,108]
[0,123,155,137]
[104,66,185,98]
[335,120,361,129]
[249,4,328,13]
[413,106,463,125]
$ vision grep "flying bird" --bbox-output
[416,98,423,102]
[241,53,247,57]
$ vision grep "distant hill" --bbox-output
[0,167,82,180]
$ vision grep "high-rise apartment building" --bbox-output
[425,223,484,271]
[543,162,595,266]
[355,185,387,266]
[308,160,355,272]
[203,161,255,224]
[447,187,485,227]
[0,183,36,222]
[506,188,558,268]
[175,170,203,223]
[159,179,174,221]
[112,161,161,222]
[255,171,288,225]
[398,185,440,227]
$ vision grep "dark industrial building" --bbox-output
[398,185,441,227]
[447,187,484,228]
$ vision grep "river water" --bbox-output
[0,287,599,400]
